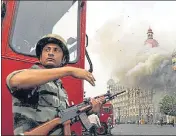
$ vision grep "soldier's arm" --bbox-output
[7,66,95,90]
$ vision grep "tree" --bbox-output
[159,94,176,116]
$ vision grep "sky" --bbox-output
[84,1,176,97]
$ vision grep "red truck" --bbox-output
[1,1,89,135]
[97,102,114,135]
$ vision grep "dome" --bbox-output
[144,39,159,48]
[144,27,159,48]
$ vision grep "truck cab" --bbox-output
[2,1,87,135]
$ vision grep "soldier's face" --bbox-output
[40,43,64,68]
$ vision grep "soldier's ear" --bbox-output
[39,54,42,62]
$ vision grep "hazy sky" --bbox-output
[84,1,176,97]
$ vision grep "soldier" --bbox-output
[6,34,96,135]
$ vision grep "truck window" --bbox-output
[9,1,79,63]
[103,105,113,113]
[103,107,110,113]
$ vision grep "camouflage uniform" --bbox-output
[6,64,69,135]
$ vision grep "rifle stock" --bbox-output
[24,118,61,135]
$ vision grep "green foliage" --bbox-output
[159,94,176,116]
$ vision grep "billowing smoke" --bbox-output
[90,17,176,95]
[126,53,176,92]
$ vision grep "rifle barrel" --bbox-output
[113,90,126,96]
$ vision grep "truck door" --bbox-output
[2,1,87,135]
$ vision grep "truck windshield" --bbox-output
[10,1,79,63]
[103,107,111,113]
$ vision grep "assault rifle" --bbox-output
[24,90,125,135]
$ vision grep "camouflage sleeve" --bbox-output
[6,69,27,94]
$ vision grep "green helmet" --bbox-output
[35,34,70,66]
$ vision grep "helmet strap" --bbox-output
[60,56,67,67]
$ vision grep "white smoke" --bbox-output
[90,17,176,94]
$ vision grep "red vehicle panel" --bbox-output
[2,1,87,135]
[97,102,113,135]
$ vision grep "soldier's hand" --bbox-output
[90,97,104,113]
[70,67,96,86]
